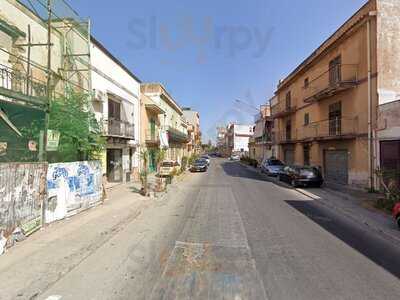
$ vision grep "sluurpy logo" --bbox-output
[126,16,274,62]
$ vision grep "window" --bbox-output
[329,55,342,85]
[285,91,291,110]
[304,113,310,125]
[285,119,292,140]
[108,99,121,120]
[329,101,342,135]
[304,78,309,89]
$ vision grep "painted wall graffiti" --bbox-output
[0,163,47,251]
[46,161,102,223]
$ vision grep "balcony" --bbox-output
[298,117,358,141]
[165,126,189,143]
[275,130,298,144]
[0,64,48,107]
[304,64,358,103]
[145,129,160,145]
[271,101,297,118]
[105,119,135,139]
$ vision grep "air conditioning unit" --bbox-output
[93,89,107,102]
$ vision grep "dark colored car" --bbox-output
[190,159,208,172]
[278,165,324,188]
[393,202,400,229]
[261,159,285,176]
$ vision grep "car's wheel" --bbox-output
[397,215,400,229]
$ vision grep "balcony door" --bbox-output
[108,99,121,136]
[329,101,342,136]
[150,118,156,140]
[329,56,342,85]
[285,91,291,111]
[285,119,292,141]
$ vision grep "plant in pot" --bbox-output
[140,150,149,196]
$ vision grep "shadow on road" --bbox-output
[221,161,271,183]
[285,200,400,280]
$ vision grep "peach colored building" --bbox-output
[272,0,400,190]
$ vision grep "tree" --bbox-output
[155,148,166,173]
[47,89,105,162]
[140,149,149,196]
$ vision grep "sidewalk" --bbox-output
[0,183,148,300]
[240,162,400,245]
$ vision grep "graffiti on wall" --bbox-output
[46,161,102,223]
[0,163,47,253]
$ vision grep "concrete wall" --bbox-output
[0,163,47,242]
[46,161,102,223]
[376,0,400,141]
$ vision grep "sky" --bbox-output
[69,0,367,143]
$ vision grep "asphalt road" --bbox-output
[34,159,400,299]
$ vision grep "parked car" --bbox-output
[261,159,285,176]
[229,154,240,161]
[393,202,400,229]
[190,159,208,172]
[200,155,211,166]
[278,165,324,188]
[159,160,180,177]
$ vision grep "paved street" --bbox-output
[1,158,400,300]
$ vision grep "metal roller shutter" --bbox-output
[324,150,348,184]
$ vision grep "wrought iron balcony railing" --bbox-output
[165,125,189,143]
[303,64,358,103]
[0,64,48,106]
[105,119,135,138]
[145,129,160,144]
[298,117,358,141]
[271,101,297,118]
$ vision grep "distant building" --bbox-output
[226,123,254,156]
[182,108,201,155]
[248,105,273,163]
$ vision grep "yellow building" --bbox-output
[272,0,387,189]
[141,83,189,167]
[140,93,165,173]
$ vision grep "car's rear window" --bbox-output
[269,160,284,166]
[299,168,318,176]
[162,162,174,167]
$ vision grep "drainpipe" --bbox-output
[367,11,377,190]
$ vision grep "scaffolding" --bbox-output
[0,0,91,162]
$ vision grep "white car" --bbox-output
[200,155,211,166]
[159,160,180,177]
[230,154,240,161]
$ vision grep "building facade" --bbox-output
[141,83,189,165]
[226,123,254,156]
[182,108,201,156]
[249,105,273,163]
[272,0,400,190]
[0,0,90,161]
[91,38,140,183]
